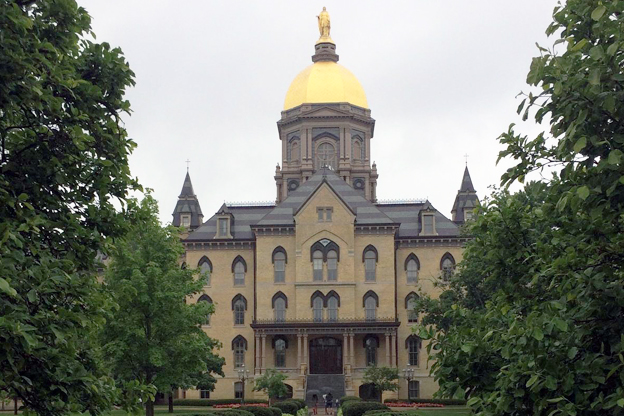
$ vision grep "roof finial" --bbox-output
[463,153,469,166]
[185,159,191,172]
[316,7,333,44]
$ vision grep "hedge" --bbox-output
[288,399,306,410]
[172,399,268,406]
[383,399,467,406]
[223,410,256,416]
[339,396,361,409]
[342,401,388,416]
[268,407,283,416]
[273,401,298,415]
[241,406,275,416]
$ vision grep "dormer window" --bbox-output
[216,216,232,238]
[464,209,475,221]
[420,212,437,236]
[181,215,190,227]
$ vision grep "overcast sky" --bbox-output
[79,0,561,224]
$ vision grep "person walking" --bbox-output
[325,392,334,415]
[312,394,318,415]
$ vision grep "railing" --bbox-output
[377,198,427,205]
[225,201,276,207]
[253,316,398,325]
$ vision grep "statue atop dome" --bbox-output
[317,7,333,44]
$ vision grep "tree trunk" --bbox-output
[168,390,174,413]
[14,398,17,415]
[145,399,154,416]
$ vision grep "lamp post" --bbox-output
[402,367,414,400]
[238,364,250,404]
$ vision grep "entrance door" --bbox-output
[309,337,342,374]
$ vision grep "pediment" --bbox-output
[299,105,354,119]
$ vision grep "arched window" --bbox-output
[232,336,247,368]
[232,294,247,325]
[406,335,421,366]
[405,254,420,284]
[405,292,419,323]
[364,335,378,366]
[316,142,336,170]
[408,380,420,399]
[440,253,455,282]
[290,140,300,163]
[273,336,288,368]
[198,294,213,325]
[313,296,324,322]
[232,256,247,286]
[198,257,212,286]
[363,291,378,321]
[313,250,323,281]
[273,247,287,283]
[272,292,287,322]
[327,250,338,281]
[363,245,378,282]
[352,139,362,161]
[327,295,339,322]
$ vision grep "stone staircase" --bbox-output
[305,374,345,407]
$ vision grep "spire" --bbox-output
[459,166,475,192]
[179,171,195,198]
[172,171,203,230]
[451,166,479,224]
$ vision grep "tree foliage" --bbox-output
[100,195,224,416]
[417,1,624,415]
[362,366,399,398]
[252,369,289,406]
[0,0,137,415]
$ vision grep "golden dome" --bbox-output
[283,61,368,110]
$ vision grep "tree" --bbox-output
[362,366,399,401]
[0,1,138,415]
[417,1,624,415]
[100,195,224,416]
[252,368,289,406]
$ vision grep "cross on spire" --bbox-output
[464,153,469,166]
[185,159,191,172]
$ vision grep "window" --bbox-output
[274,337,287,368]
[405,255,420,284]
[408,381,420,399]
[313,296,324,322]
[234,381,243,399]
[407,336,420,366]
[406,293,419,323]
[317,207,333,222]
[316,142,336,170]
[232,336,247,368]
[327,295,338,322]
[290,140,300,163]
[200,390,210,399]
[198,257,212,286]
[218,218,228,236]
[273,248,286,283]
[441,253,455,282]
[198,294,213,325]
[274,296,286,322]
[313,250,323,281]
[464,209,474,221]
[232,295,247,325]
[181,215,190,227]
[352,139,362,161]
[422,214,435,235]
[363,291,378,321]
[363,246,377,282]
[364,336,378,366]
[327,250,338,281]
[233,257,246,286]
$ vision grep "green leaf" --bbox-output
[467,397,480,406]
[573,137,587,153]
[591,5,606,21]
[526,375,539,387]
[554,82,562,95]
[548,397,565,403]
[589,68,601,86]
[571,38,588,52]
[567,347,578,359]
[608,150,623,165]
[577,186,590,200]
[607,42,619,56]
[617,398,624,407]
[533,327,544,341]
[553,317,568,332]
[0,277,17,297]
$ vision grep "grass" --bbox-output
[386,406,471,416]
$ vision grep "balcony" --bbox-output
[250,316,400,334]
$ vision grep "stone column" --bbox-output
[261,334,267,372]
[255,334,261,374]
[385,333,391,367]
[391,332,397,368]
[343,333,349,368]
[303,333,309,370]
[349,333,355,367]
[297,333,302,369]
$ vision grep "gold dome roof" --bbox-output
[283,60,368,110]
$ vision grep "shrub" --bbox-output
[268,407,283,416]
[383,398,466,406]
[241,406,275,416]
[288,399,306,410]
[339,396,361,409]
[273,401,298,415]
[172,399,268,406]
[223,410,255,416]
[342,401,388,416]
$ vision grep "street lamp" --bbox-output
[402,368,414,400]
[238,364,250,404]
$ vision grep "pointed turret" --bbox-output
[172,171,204,229]
[451,166,479,224]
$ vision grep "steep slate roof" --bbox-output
[172,172,204,229]
[451,166,479,224]
[256,169,394,226]
[185,206,274,241]
[377,202,461,238]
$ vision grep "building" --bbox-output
[171,9,478,402]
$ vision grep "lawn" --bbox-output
[386,406,471,416]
